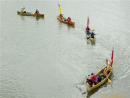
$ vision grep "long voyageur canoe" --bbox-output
[17,11,44,17]
[87,65,112,93]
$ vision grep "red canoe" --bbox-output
[57,16,75,26]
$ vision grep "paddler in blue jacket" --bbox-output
[91,32,94,38]
[86,26,91,36]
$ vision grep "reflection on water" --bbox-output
[17,13,44,21]
[87,39,95,46]
[20,16,25,21]
[67,24,75,29]
[36,17,44,21]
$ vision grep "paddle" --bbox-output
[100,64,106,69]
[87,35,95,39]
[87,37,90,39]
[108,79,112,84]
[108,70,115,84]
[112,71,114,78]
[90,29,95,31]
[82,76,87,85]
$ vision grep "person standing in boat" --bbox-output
[35,9,39,14]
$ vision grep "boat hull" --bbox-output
[57,16,75,26]
[85,32,95,42]
[87,66,112,93]
[17,11,44,17]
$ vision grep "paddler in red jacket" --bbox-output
[67,17,71,22]
[91,73,97,85]
[35,9,39,14]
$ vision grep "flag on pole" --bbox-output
[87,17,89,27]
[111,47,114,66]
[58,4,62,14]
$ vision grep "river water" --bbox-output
[0,0,130,98]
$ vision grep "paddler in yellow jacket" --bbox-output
[59,14,63,19]
[21,6,26,13]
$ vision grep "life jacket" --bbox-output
[91,33,94,37]
[87,79,93,85]
[69,18,71,21]
[91,74,97,82]
[36,10,39,14]
[67,18,71,22]
[21,9,24,12]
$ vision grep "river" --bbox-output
[0,0,130,98]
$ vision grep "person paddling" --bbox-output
[91,73,97,85]
[59,14,63,19]
[91,32,94,38]
[67,17,71,22]
[86,78,93,87]
[21,6,26,13]
[35,9,39,14]
[86,26,91,36]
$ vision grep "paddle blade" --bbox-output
[92,29,95,31]
[108,79,112,84]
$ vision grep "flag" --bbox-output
[58,4,62,14]
[111,47,114,66]
[87,17,89,26]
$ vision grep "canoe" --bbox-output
[85,31,95,42]
[87,65,112,93]
[17,11,44,17]
[57,16,75,26]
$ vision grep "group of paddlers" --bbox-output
[86,26,95,38]
[84,59,112,87]
[58,14,72,22]
[21,6,40,14]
